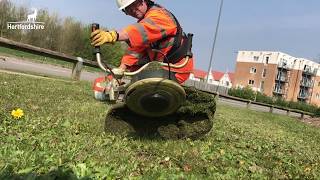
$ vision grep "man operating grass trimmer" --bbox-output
[91,0,194,102]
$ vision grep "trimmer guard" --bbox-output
[124,62,186,117]
[125,78,186,117]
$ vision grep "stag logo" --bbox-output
[27,8,38,22]
[7,8,45,30]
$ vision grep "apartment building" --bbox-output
[233,51,320,106]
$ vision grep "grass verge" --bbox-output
[1,72,320,179]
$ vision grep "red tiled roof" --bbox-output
[192,69,226,80]
[192,69,235,82]
[212,71,224,81]
[192,69,207,78]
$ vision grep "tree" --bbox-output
[0,0,14,37]
[0,1,124,66]
[57,17,80,54]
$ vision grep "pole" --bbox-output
[206,0,224,83]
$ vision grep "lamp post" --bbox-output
[206,0,224,83]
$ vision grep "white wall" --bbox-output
[237,51,280,64]
[189,72,233,88]
[237,51,320,74]
[220,73,232,88]
[189,73,201,81]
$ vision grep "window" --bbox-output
[316,93,320,99]
[304,65,312,71]
[265,57,269,64]
[260,81,265,92]
[318,81,320,87]
[248,80,255,85]
[250,67,257,74]
[253,56,259,61]
[274,84,283,93]
[262,68,267,77]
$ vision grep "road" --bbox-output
[0,55,104,81]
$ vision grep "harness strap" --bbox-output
[150,4,183,62]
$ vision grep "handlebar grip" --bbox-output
[91,23,101,54]
[186,33,193,57]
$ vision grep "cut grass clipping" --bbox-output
[105,87,215,139]
[1,72,320,179]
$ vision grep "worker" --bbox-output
[91,0,194,100]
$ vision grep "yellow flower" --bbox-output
[164,157,170,161]
[220,149,225,155]
[11,108,24,119]
[304,167,311,173]
[239,160,245,165]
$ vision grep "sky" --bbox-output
[9,0,320,72]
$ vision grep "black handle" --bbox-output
[186,33,193,57]
[91,23,101,54]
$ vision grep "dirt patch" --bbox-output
[301,117,320,128]
[104,87,216,139]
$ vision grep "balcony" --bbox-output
[297,88,310,100]
[302,67,317,76]
[277,62,291,70]
[300,80,314,88]
[275,75,287,83]
[273,88,285,95]
[298,93,310,100]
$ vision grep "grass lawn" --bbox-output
[1,72,320,179]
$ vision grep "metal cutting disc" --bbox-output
[125,78,186,117]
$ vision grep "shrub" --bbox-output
[287,101,318,114]
[228,87,318,115]
[228,86,255,101]
[314,108,320,117]
[273,97,289,107]
[255,92,274,104]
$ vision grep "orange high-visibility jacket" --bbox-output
[121,5,193,83]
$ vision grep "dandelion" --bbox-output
[304,167,311,173]
[11,108,24,119]
[164,157,170,161]
[220,149,225,155]
[239,160,245,165]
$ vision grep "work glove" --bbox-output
[91,30,118,46]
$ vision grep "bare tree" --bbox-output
[0,0,13,37]
[58,17,82,54]
[10,6,27,41]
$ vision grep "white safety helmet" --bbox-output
[116,0,137,10]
